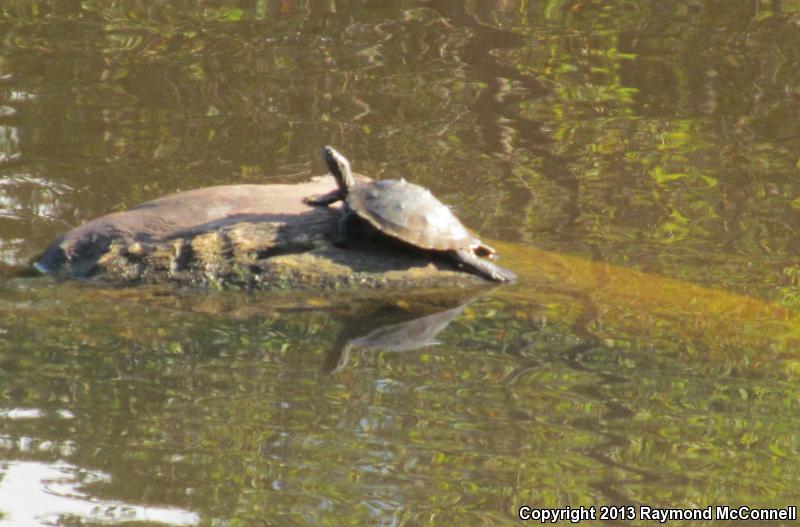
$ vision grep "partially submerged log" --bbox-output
[35,177,490,289]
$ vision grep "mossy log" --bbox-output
[35,177,490,290]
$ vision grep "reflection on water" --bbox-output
[0,461,198,526]
[324,294,473,372]
[1,277,797,525]
[2,0,800,525]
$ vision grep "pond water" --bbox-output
[2,1,800,525]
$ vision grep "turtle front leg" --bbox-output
[452,249,517,283]
[303,190,343,207]
[333,210,356,246]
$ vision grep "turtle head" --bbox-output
[322,146,355,195]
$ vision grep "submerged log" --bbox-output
[34,177,490,289]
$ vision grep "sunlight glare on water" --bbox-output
[0,461,199,526]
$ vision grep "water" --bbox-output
[2,1,800,525]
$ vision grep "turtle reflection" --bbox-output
[323,296,476,372]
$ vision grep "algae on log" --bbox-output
[34,177,489,289]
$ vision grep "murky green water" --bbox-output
[2,1,800,525]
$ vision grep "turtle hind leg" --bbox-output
[333,210,356,246]
[452,248,517,282]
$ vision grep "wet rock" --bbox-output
[34,177,487,290]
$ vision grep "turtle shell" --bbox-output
[346,178,487,252]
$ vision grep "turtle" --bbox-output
[303,146,516,283]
